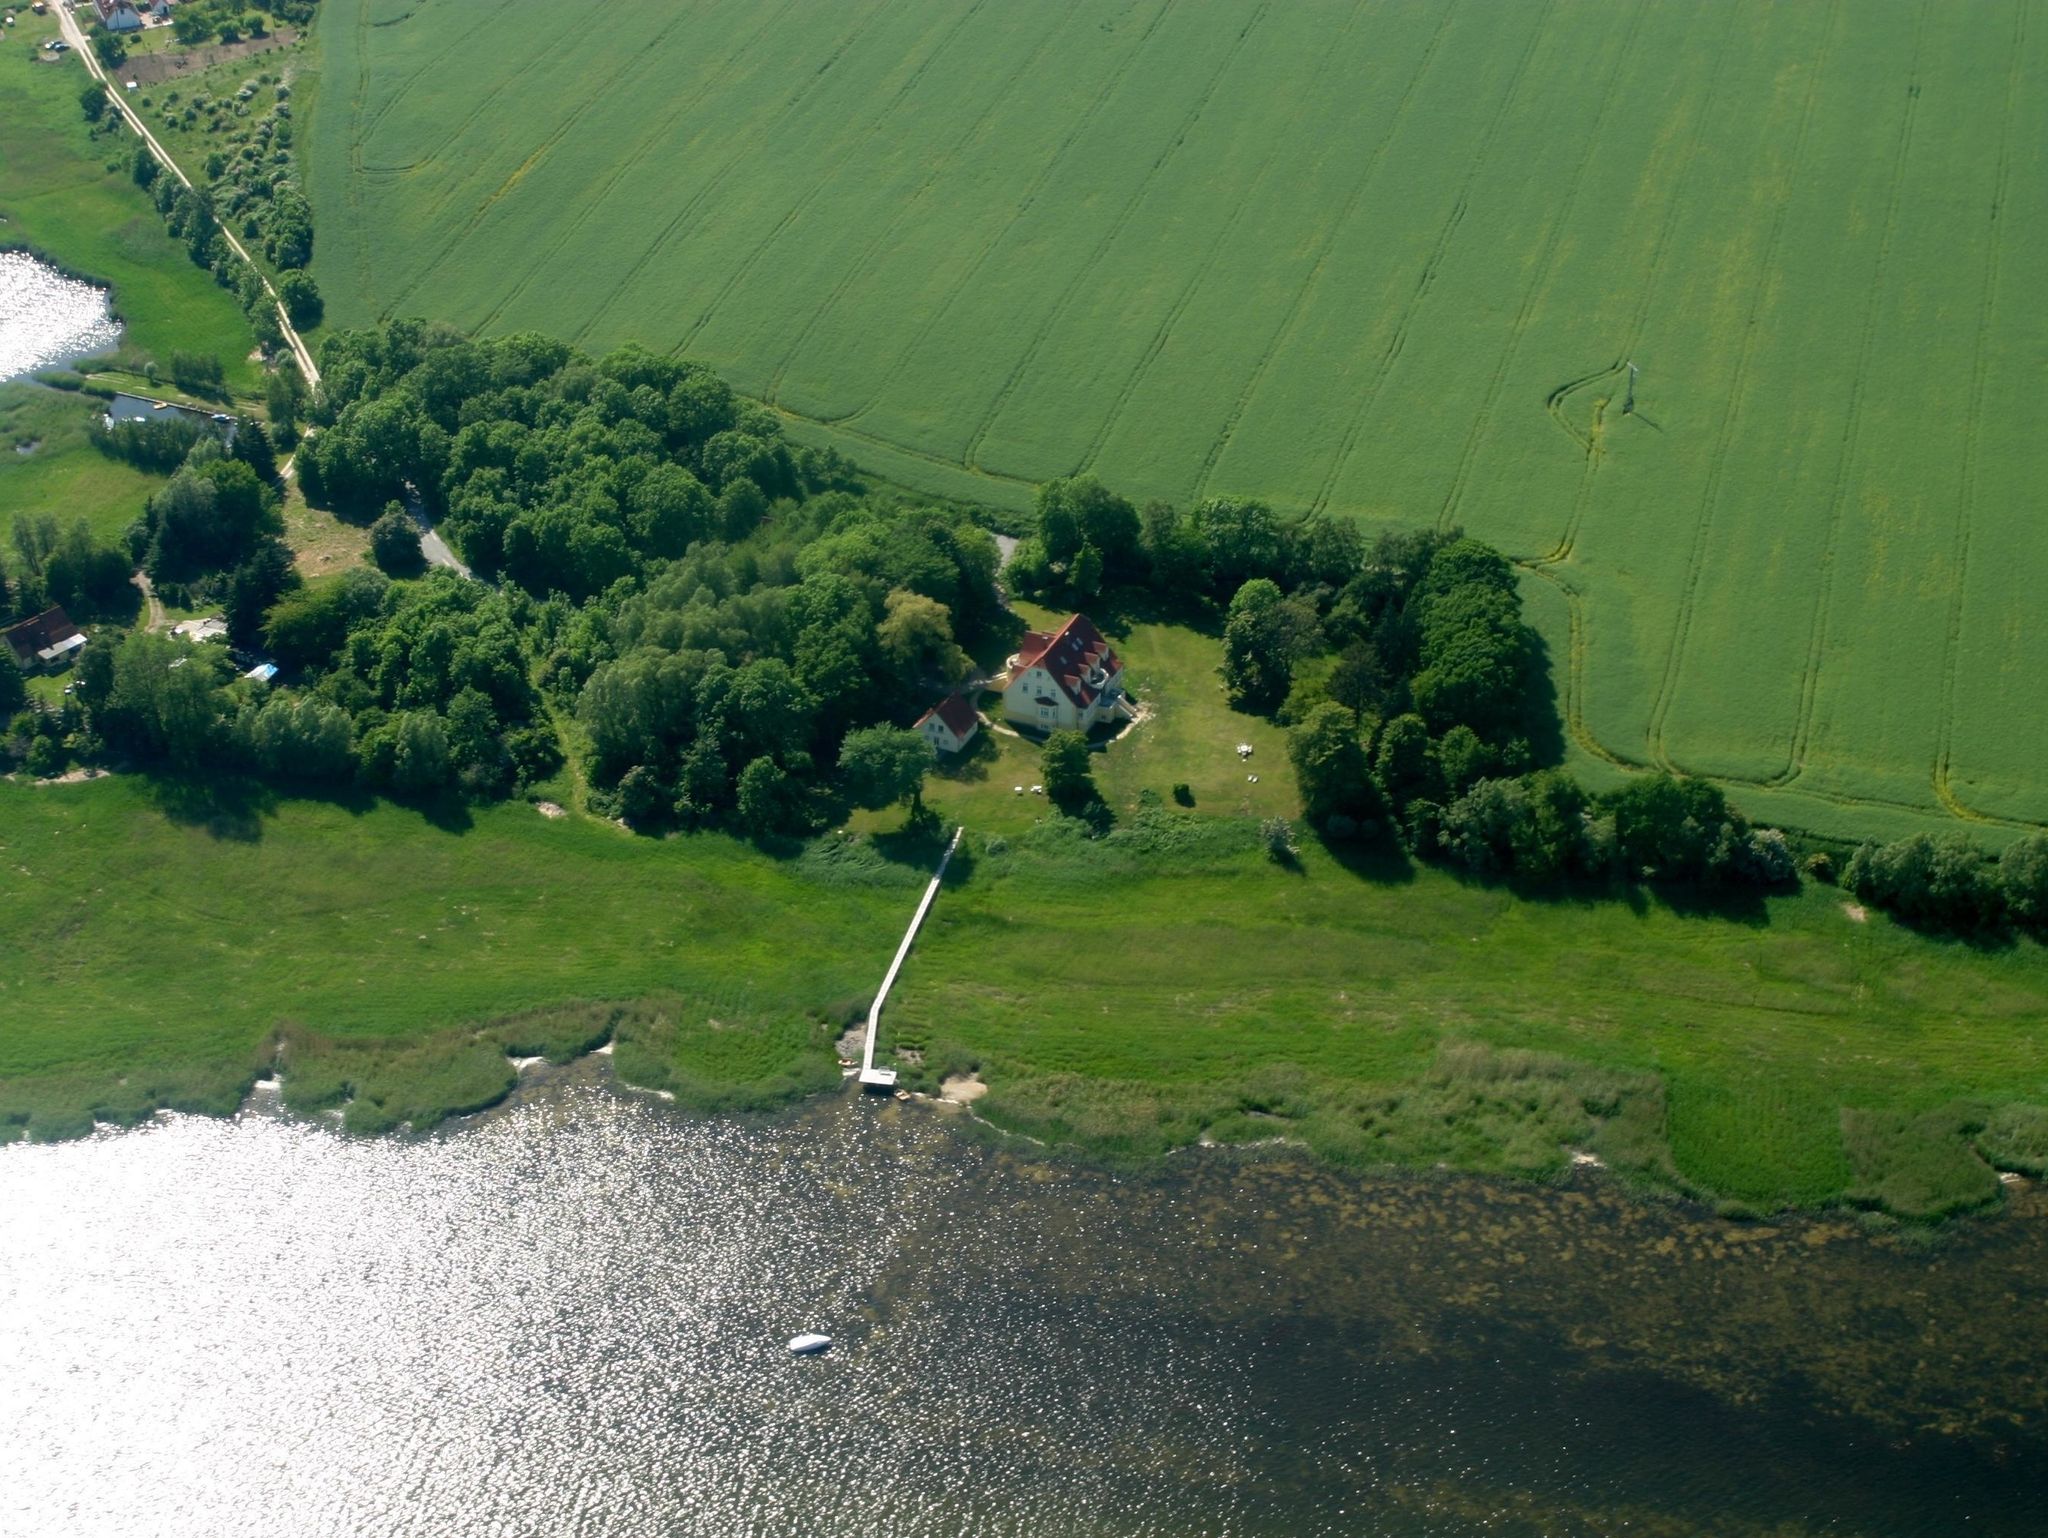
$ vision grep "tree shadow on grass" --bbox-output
[871,809,982,886]
[1643,878,1772,928]
[931,728,1001,785]
[143,772,277,842]
[1085,583,1221,639]
[1317,831,1418,887]
[1520,624,1567,769]
[1861,907,2021,954]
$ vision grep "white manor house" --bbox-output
[1002,614,1130,733]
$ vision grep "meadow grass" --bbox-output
[305,0,2048,841]
[1,11,258,391]
[0,382,164,548]
[0,776,902,1140]
[4,751,2046,1213]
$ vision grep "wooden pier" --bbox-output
[858,826,963,1089]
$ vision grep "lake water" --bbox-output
[0,249,121,381]
[3,1067,2044,1537]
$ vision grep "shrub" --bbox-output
[1845,834,2002,930]
[367,505,426,577]
[1999,834,2048,929]
[1805,850,1837,884]
[1171,781,1193,807]
[277,269,323,329]
[1041,729,1093,808]
[1261,816,1298,865]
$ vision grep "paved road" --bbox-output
[56,1,320,390]
[401,484,473,579]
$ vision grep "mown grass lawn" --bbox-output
[1,11,258,391]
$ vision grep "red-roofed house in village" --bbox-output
[1001,613,1127,733]
[915,693,981,755]
[2,606,87,673]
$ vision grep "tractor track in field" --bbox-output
[1186,0,1463,505]
[761,0,1088,410]
[1932,0,2029,825]
[673,0,1000,360]
[375,2,706,324]
[1071,0,1373,480]
[822,0,1181,432]
[1535,0,1744,571]
[492,0,851,341]
[1307,0,1561,519]
[1640,0,1842,777]
[1526,541,2047,832]
[371,20,606,197]
[959,1,1275,474]
[773,409,1038,497]
[505,0,816,341]
[563,0,899,350]
[354,0,515,147]
[1767,0,1930,793]
[1434,0,1652,534]
[1515,562,1645,773]
[481,0,838,342]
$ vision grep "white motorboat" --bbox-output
[787,1333,832,1355]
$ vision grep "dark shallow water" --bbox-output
[2,1070,2044,1537]
[0,250,120,381]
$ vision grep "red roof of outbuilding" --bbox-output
[1011,613,1119,709]
[918,694,981,738]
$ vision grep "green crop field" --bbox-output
[304,0,2048,844]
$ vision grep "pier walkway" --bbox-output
[858,826,962,1089]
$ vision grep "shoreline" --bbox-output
[19,1014,2040,1236]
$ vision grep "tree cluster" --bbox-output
[1844,831,2048,934]
[3,517,137,626]
[240,322,998,826]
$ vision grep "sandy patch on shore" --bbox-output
[940,1072,988,1104]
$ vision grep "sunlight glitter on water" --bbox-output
[0,250,121,381]
[2,1084,2044,1537]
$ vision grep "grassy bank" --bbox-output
[1,11,257,391]
[0,776,905,1141]
[889,821,2048,1218]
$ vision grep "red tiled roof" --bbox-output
[919,694,981,738]
[2,607,83,667]
[1011,614,1119,710]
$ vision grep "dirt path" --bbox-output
[58,4,320,390]
[131,569,165,633]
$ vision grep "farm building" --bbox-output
[916,694,981,755]
[1002,613,1128,733]
[3,606,87,672]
